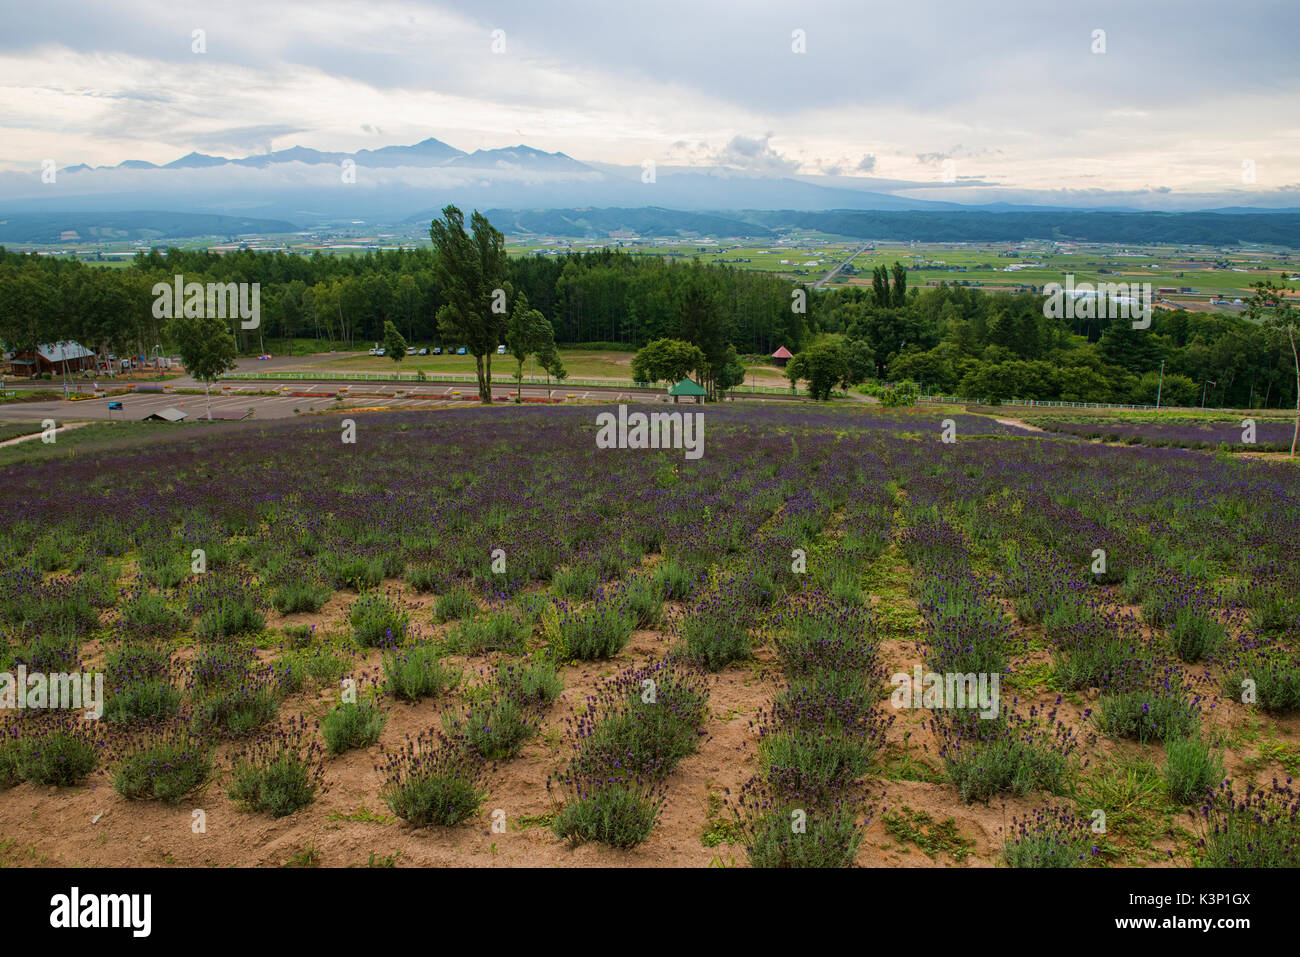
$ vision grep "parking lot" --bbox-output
[0,381,740,425]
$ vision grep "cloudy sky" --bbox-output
[1,0,1298,202]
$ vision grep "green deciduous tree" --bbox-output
[505,292,554,398]
[429,206,509,404]
[383,320,407,364]
[631,338,706,386]
[165,313,238,420]
[786,342,850,401]
[1247,279,1299,456]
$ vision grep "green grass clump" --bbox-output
[322,700,388,755]
[883,806,974,862]
[680,613,751,671]
[432,586,478,623]
[444,609,529,655]
[558,603,633,661]
[271,580,331,615]
[1164,735,1224,805]
[1096,690,1199,744]
[1169,608,1225,663]
[493,656,564,705]
[446,697,538,760]
[383,645,461,702]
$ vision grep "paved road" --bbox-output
[0,381,800,424]
[813,242,872,289]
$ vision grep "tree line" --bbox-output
[1,208,1297,412]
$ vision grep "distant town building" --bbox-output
[3,340,96,376]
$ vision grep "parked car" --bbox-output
[367,346,378,356]
[432,347,442,355]
[407,347,418,355]
[496,344,507,355]
[456,347,467,355]
[418,347,428,356]
[376,348,386,357]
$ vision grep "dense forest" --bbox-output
[0,243,1295,409]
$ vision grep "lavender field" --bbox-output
[1027,416,1298,453]
[0,403,1297,868]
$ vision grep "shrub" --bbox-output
[558,603,634,660]
[433,586,478,623]
[383,645,461,702]
[271,580,331,615]
[195,598,265,642]
[349,592,409,648]
[227,719,324,817]
[120,591,186,639]
[1197,780,1300,867]
[104,678,181,725]
[1223,656,1300,713]
[322,700,388,755]
[280,623,315,649]
[13,722,98,786]
[552,781,661,849]
[551,563,601,600]
[652,559,694,600]
[616,579,664,629]
[1096,690,1199,744]
[1170,608,1225,663]
[403,563,452,594]
[759,728,872,804]
[1164,735,1224,805]
[743,802,862,868]
[379,731,487,826]
[445,696,538,760]
[444,609,529,655]
[938,716,1070,804]
[569,661,709,781]
[680,612,751,671]
[193,682,281,737]
[114,730,212,803]
[1003,808,1096,868]
[493,655,564,705]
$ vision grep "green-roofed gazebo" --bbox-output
[668,377,707,403]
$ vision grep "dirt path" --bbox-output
[0,420,92,447]
[993,417,1044,432]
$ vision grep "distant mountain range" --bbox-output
[60,138,590,175]
[1,135,1298,244]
